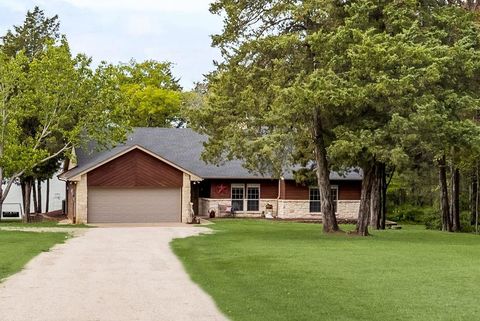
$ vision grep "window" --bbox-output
[247,185,260,211]
[309,188,321,213]
[309,186,338,213]
[231,184,261,212]
[231,185,244,211]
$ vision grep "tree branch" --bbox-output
[2,171,24,203]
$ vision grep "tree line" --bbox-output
[189,0,480,236]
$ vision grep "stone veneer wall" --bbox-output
[277,199,359,220]
[199,198,278,218]
[336,200,360,220]
[200,198,360,221]
[182,173,192,223]
[75,174,88,224]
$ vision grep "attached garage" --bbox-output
[62,145,202,224]
[87,188,181,223]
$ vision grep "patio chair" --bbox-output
[218,204,235,217]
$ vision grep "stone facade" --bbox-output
[277,199,359,220]
[199,197,360,221]
[181,173,192,223]
[336,200,360,220]
[75,174,88,224]
[277,200,317,219]
[199,198,277,218]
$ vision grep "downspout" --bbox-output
[276,177,284,218]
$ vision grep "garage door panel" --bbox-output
[88,188,181,223]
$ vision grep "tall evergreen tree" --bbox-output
[1,6,60,59]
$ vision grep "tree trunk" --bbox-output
[438,156,452,232]
[354,163,376,236]
[45,178,50,213]
[23,180,32,223]
[20,181,25,214]
[370,163,382,229]
[470,171,477,226]
[37,179,42,213]
[0,169,3,222]
[451,168,461,232]
[379,164,388,230]
[476,165,479,234]
[32,180,38,214]
[313,109,339,233]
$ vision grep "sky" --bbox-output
[0,0,223,89]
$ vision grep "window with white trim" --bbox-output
[309,188,321,213]
[309,186,338,213]
[231,184,244,211]
[246,185,260,211]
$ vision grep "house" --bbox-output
[1,173,65,220]
[59,128,362,224]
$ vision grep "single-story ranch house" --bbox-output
[59,128,362,224]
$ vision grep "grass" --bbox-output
[171,219,480,321]
[0,230,68,281]
[0,220,89,228]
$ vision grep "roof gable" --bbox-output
[60,144,201,181]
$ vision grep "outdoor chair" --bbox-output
[218,204,235,217]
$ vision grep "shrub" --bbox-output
[389,204,435,224]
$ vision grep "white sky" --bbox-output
[0,0,223,89]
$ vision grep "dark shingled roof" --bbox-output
[62,128,363,181]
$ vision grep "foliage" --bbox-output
[0,41,128,204]
[423,209,476,232]
[198,1,480,234]
[0,6,60,59]
[172,220,480,321]
[0,6,65,197]
[117,60,183,127]
[388,204,437,224]
[192,0,349,177]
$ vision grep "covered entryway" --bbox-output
[87,187,181,223]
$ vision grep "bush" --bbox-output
[419,209,474,232]
[422,208,441,230]
[389,205,477,232]
[389,204,436,225]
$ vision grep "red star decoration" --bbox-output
[216,184,228,195]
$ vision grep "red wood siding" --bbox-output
[88,149,183,187]
[284,180,362,200]
[209,179,279,199]
[337,181,362,200]
[284,181,309,200]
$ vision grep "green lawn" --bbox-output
[171,220,480,321]
[0,230,68,281]
[0,220,89,228]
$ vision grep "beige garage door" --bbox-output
[88,188,181,223]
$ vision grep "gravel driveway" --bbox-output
[0,227,228,321]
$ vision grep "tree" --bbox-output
[1,6,60,59]
[1,6,62,217]
[0,42,128,222]
[191,0,356,233]
[117,60,183,127]
[319,0,480,235]
[388,3,480,232]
